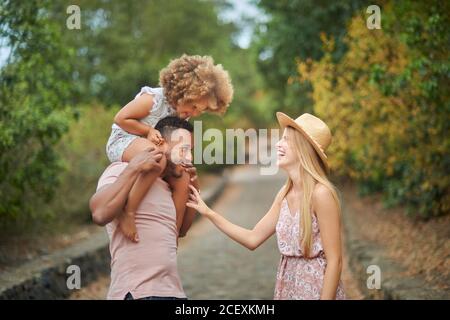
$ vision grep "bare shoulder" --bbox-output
[312,183,338,215]
[313,183,333,200]
[116,93,155,121]
[135,92,155,107]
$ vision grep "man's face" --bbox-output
[163,128,193,176]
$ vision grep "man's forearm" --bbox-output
[90,165,141,225]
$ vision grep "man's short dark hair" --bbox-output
[154,116,193,140]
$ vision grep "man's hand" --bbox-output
[166,169,190,192]
[129,147,163,173]
[181,162,198,183]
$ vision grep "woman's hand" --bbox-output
[186,185,212,217]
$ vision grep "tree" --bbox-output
[50,0,237,106]
[252,0,366,115]
[0,0,271,231]
[297,1,449,217]
[0,0,78,226]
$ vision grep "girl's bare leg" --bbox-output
[118,138,166,242]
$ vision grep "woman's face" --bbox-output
[276,128,297,170]
[176,96,209,119]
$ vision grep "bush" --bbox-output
[42,105,118,225]
[0,0,77,228]
[0,102,117,233]
[297,2,449,217]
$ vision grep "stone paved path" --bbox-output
[177,165,284,299]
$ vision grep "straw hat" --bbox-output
[276,112,332,171]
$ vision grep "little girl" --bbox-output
[106,54,233,242]
[187,112,346,300]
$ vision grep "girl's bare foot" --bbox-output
[118,212,139,242]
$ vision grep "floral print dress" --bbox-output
[274,198,346,300]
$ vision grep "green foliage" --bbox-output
[5,0,445,237]
[380,1,450,217]
[51,0,271,125]
[0,0,78,226]
[298,1,449,217]
[253,0,366,114]
[51,0,237,106]
[1,0,270,233]
[41,105,117,225]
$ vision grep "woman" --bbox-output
[187,112,346,300]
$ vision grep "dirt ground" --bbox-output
[340,182,450,293]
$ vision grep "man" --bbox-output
[89,116,198,300]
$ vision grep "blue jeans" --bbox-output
[124,292,188,300]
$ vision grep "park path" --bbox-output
[176,165,284,299]
[71,165,361,299]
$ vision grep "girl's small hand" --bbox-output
[147,128,164,146]
[186,185,211,217]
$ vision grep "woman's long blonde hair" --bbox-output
[280,127,341,257]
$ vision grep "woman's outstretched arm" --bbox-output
[187,185,285,250]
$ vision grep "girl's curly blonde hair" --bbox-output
[159,54,233,115]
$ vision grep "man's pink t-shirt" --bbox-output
[97,162,186,300]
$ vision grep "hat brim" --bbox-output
[276,112,329,172]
